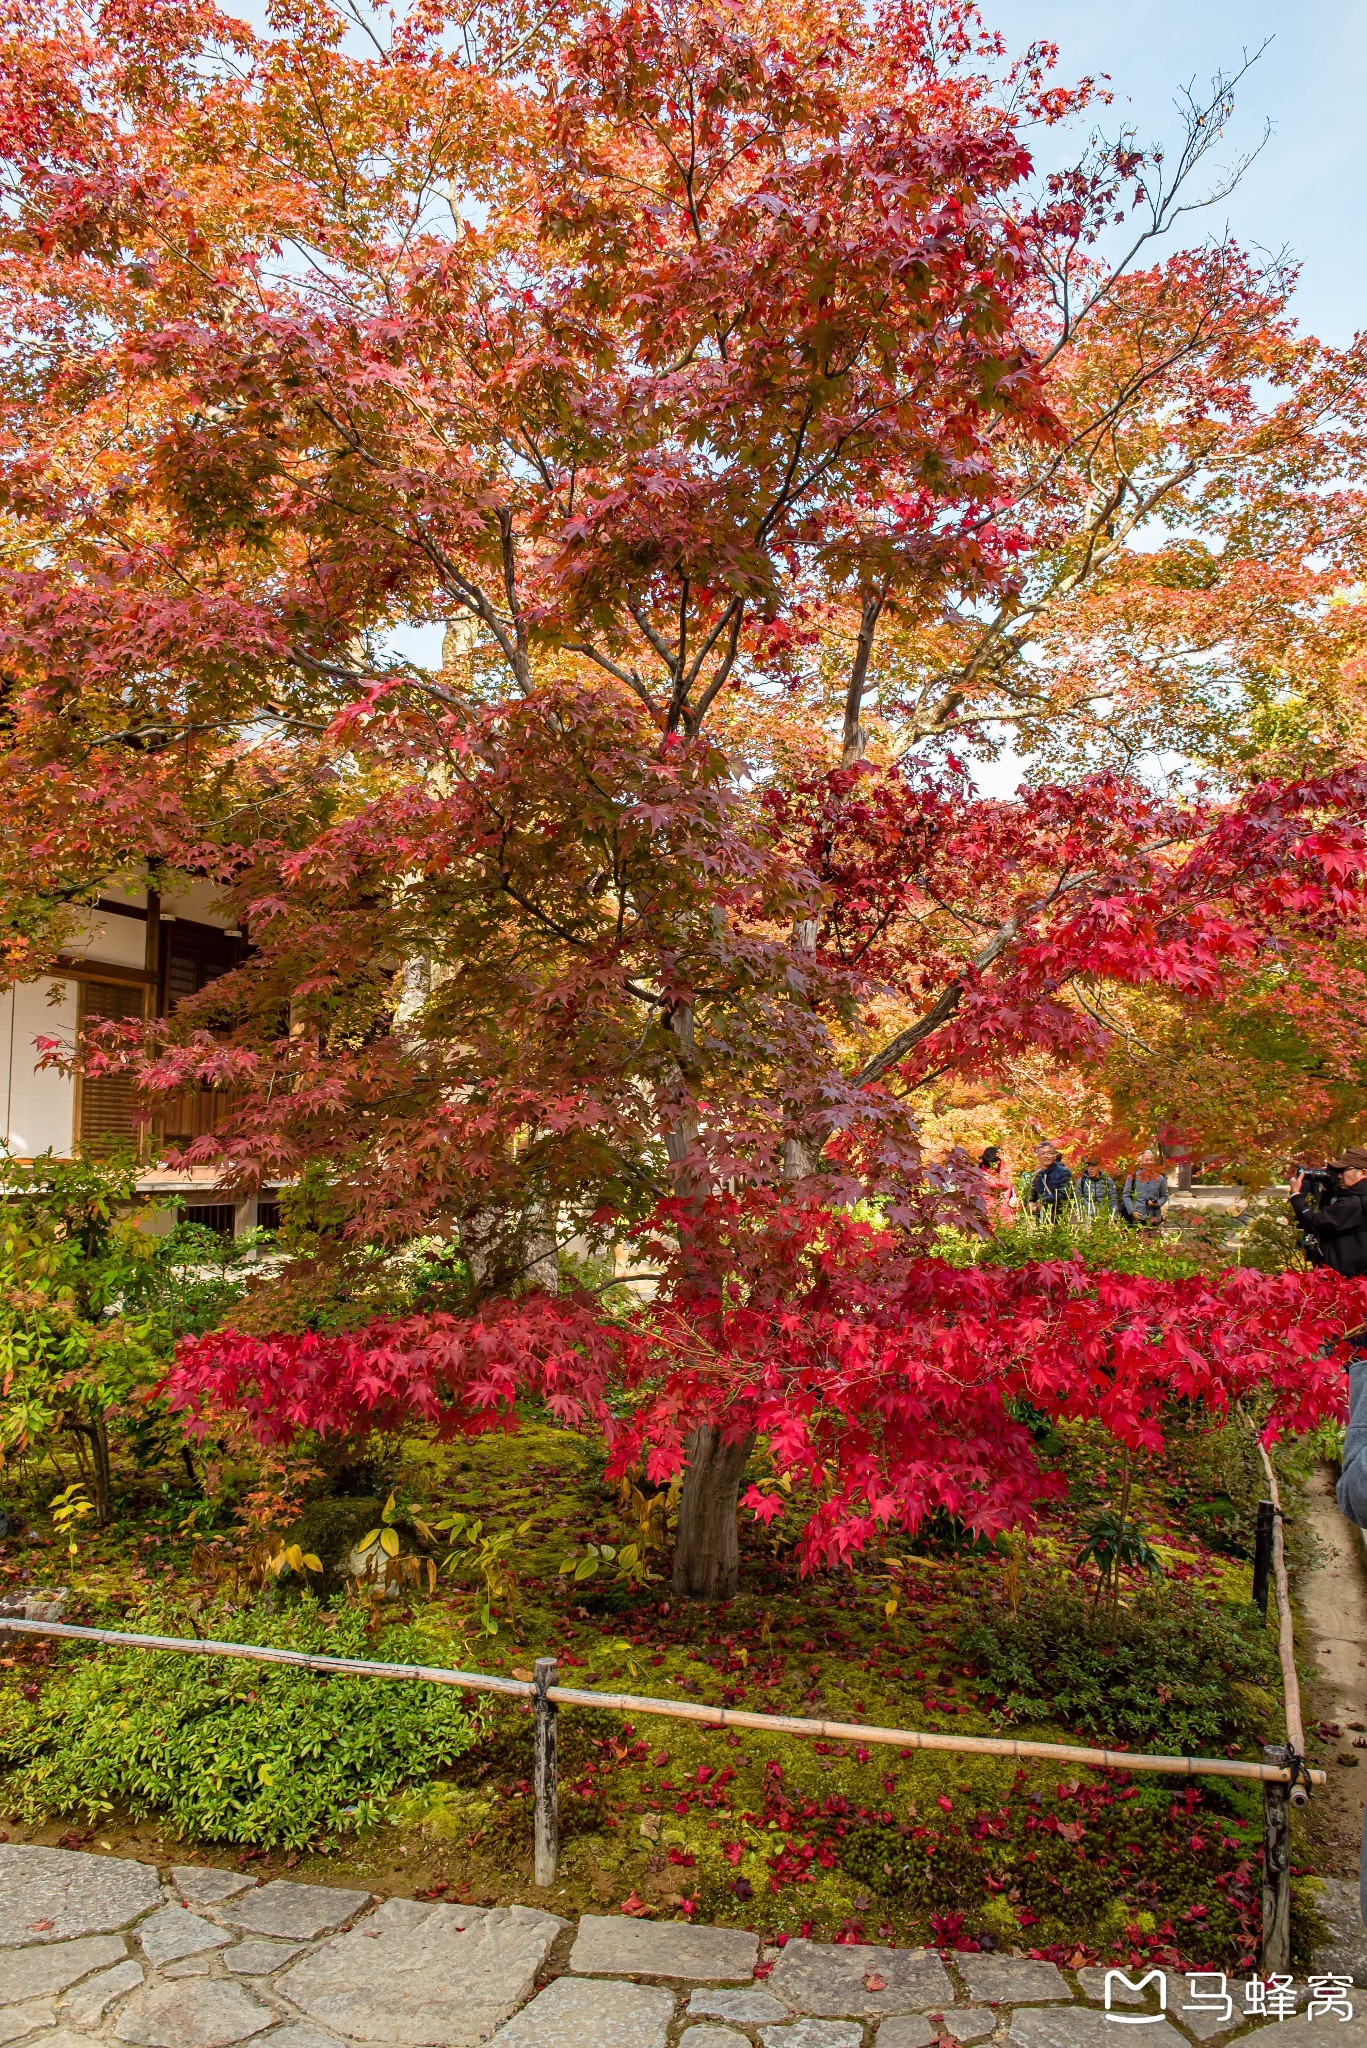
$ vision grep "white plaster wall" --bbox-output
[2,979,77,1159]
[62,906,147,970]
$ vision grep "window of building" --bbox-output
[179,1202,238,1238]
[76,980,148,1155]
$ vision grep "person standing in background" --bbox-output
[978,1145,1018,1230]
[1121,1150,1168,1228]
[1076,1158,1118,1219]
[1027,1144,1073,1222]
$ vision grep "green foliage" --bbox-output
[1157,1417,1266,1560]
[940,1211,1209,1279]
[0,1156,253,1514]
[0,1598,480,1846]
[1236,1206,1308,1275]
[957,1581,1278,1754]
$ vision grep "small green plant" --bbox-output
[1076,1508,1164,1615]
[434,1510,533,1632]
[49,1481,93,1559]
[558,1471,681,1589]
[0,1597,481,1846]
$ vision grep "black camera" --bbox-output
[1296,1166,1340,1208]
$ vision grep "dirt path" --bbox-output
[1296,1461,1367,1882]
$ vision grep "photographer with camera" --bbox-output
[1289,1149,1367,1278]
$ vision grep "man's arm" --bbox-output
[1338,1357,1367,1527]
[1291,1192,1367,1241]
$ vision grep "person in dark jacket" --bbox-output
[1329,1317,1367,1925]
[1027,1144,1073,1221]
[1076,1159,1117,1219]
[1290,1147,1367,1277]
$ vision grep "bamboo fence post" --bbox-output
[1252,1500,1274,1619]
[533,1655,559,1887]
[1261,1741,1293,1971]
[1256,1442,1309,1804]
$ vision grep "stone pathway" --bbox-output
[0,1845,1362,2048]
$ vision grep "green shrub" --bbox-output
[0,1598,482,1846]
[957,1581,1277,1754]
[938,1211,1210,1279]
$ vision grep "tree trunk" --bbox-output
[671,1425,755,1600]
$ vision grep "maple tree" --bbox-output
[4,0,1367,1592]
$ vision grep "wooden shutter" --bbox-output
[77,980,147,1154]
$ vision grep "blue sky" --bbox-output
[984,0,1365,348]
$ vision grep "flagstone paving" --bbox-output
[0,1844,1357,2048]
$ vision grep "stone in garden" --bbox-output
[114,1975,275,2048]
[688,1987,790,2023]
[488,1976,675,2048]
[172,1867,258,1907]
[256,2030,347,2048]
[875,2018,936,2048]
[568,1913,758,1980]
[0,2003,56,2045]
[137,1903,235,1965]
[1312,1876,1367,1983]
[1240,2020,1367,2048]
[226,1937,307,1975]
[0,1931,127,2002]
[1009,2009,1187,2048]
[222,1881,371,1942]
[938,2010,997,2043]
[768,1941,952,2017]
[60,1957,146,2025]
[279,1895,562,2046]
[758,2023,864,2048]
[0,1845,161,1945]
[679,2029,750,2048]
[163,1955,215,1977]
[960,1958,1069,2005]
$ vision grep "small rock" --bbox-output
[1339,1753,1361,1768]
[61,1959,145,2025]
[162,1956,214,1978]
[0,1846,161,1947]
[253,2030,346,2048]
[222,1882,371,1943]
[114,1976,275,2048]
[280,1897,563,2046]
[679,2029,750,2048]
[0,2002,56,2044]
[137,1904,234,1965]
[0,1931,127,2003]
[960,1959,1069,2006]
[489,1975,675,2048]
[688,1988,790,2023]
[225,1938,306,1976]
[876,2019,936,2048]
[768,1942,952,2018]
[171,1869,257,1908]
[568,1915,758,1981]
[938,2010,997,2043]
[1009,2010,1186,2048]
[759,2023,863,2048]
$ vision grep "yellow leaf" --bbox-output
[284,1545,305,1571]
[380,1527,400,1558]
[573,1554,599,1581]
[884,1598,898,1620]
[357,1529,380,1552]
[383,1494,397,1518]
[303,1553,323,1573]
[426,1558,437,1595]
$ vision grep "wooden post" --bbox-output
[1252,1501,1275,1618]
[533,1656,559,1887]
[1261,1741,1292,1971]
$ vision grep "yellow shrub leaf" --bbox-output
[380,1527,401,1558]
